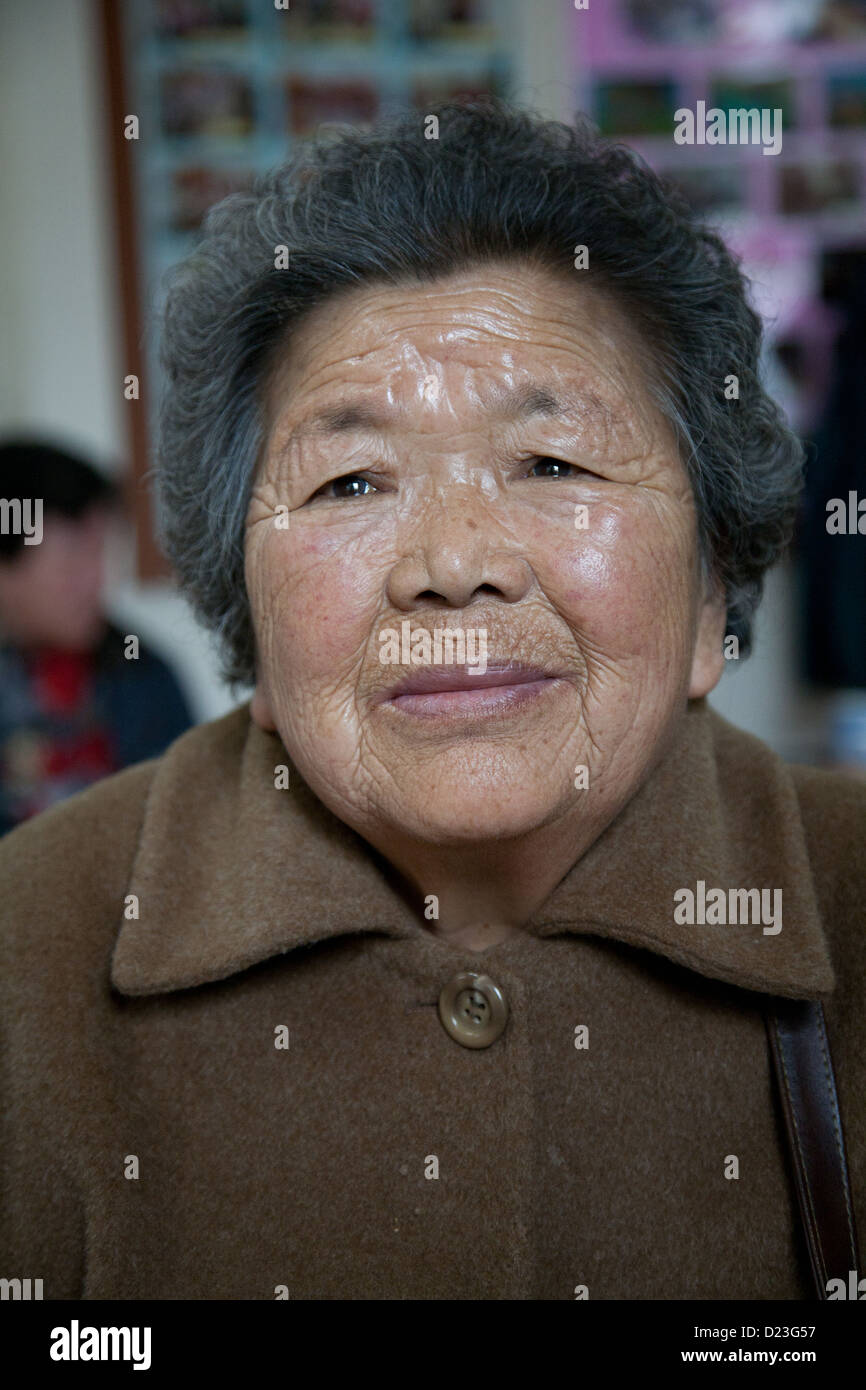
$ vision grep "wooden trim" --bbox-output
[98,0,168,580]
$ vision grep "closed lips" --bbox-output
[384,665,559,699]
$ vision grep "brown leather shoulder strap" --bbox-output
[766,998,860,1298]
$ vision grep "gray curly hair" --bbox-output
[154,99,803,689]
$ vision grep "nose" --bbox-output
[386,494,532,611]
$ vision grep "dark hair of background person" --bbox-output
[0,439,121,561]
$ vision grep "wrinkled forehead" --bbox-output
[260,264,667,446]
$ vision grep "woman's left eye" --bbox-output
[527,457,580,479]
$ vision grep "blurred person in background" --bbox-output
[0,440,194,835]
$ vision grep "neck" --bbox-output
[361,799,616,953]
[354,712,691,953]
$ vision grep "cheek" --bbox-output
[252,530,383,685]
[541,501,695,655]
[28,559,67,608]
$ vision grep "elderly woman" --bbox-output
[1,102,863,1303]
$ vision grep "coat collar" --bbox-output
[111,699,834,1001]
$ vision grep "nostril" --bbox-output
[415,583,501,606]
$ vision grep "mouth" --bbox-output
[378,662,565,719]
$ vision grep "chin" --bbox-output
[395,782,568,846]
[52,632,94,653]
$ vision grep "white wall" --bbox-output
[0,0,832,751]
[0,0,121,456]
[708,560,836,763]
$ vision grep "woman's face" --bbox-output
[245,262,726,846]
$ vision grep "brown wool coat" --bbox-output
[1,697,864,1300]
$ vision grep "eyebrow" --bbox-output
[293,382,621,440]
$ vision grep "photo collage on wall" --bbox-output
[138,0,508,239]
[581,0,866,224]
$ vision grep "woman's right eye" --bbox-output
[310,473,377,502]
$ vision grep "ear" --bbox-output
[688,579,728,699]
[250,682,278,732]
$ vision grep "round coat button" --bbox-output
[438,971,509,1049]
